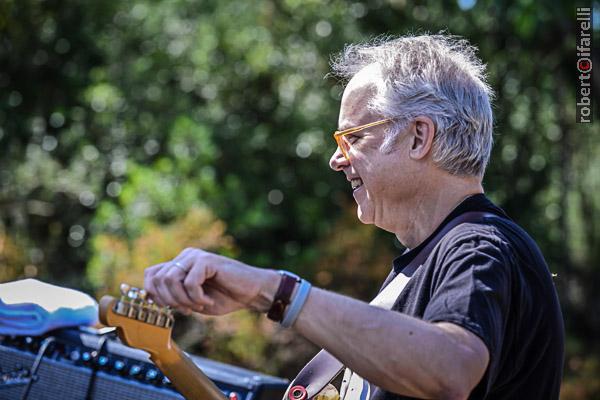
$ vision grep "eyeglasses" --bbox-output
[332,118,392,161]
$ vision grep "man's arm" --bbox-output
[289,285,489,400]
[144,248,489,400]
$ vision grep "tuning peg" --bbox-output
[165,314,174,328]
[120,283,130,296]
[127,288,139,300]
[146,308,157,325]
[139,289,147,301]
[116,299,129,315]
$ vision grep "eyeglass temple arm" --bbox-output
[333,118,392,137]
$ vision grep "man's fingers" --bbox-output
[143,248,219,312]
[146,249,194,307]
[153,274,175,307]
[163,262,196,308]
[151,263,180,306]
[144,263,167,303]
[152,265,189,308]
[184,262,215,307]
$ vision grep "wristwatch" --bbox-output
[267,271,300,322]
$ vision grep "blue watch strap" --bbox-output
[281,279,312,328]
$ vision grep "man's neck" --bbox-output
[394,178,484,249]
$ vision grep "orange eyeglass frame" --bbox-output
[332,118,392,160]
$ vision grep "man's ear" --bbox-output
[408,116,435,160]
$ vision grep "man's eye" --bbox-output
[346,135,359,144]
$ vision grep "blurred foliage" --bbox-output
[0,230,26,282]
[88,206,235,296]
[1,0,599,398]
[308,204,396,298]
[561,356,600,399]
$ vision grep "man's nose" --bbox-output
[329,146,349,171]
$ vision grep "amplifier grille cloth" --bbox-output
[0,346,183,400]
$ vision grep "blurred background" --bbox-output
[0,0,599,398]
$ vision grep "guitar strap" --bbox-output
[284,211,497,400]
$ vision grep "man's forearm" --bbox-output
[293,287,483,399]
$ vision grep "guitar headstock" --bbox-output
[99,284,176,356]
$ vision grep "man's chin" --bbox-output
[356,206,373,225]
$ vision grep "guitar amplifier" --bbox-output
[0,327,288,400]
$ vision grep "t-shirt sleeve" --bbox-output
[422,232,513,390]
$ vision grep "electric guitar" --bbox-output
[98,284,226,400]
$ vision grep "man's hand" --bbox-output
[144,248,280,315]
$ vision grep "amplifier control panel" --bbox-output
[0,327,288,400]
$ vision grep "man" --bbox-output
[144,35,564,399]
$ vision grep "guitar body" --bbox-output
[99,286,226,400]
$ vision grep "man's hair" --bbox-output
[331,34,494,177]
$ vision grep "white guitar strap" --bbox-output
[339,269,414,400]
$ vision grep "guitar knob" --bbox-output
[229,392,240,400]
[314,384,340,400]
[81,352,92,363]
[97,355,109,367]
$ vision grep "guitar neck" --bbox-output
[99,291,227,400]
[149,341,226,400]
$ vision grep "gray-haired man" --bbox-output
[144,34,564,400]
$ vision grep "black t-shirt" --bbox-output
[369,194,564,400]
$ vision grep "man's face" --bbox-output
[329,71,413,229]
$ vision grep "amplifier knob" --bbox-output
[97,356,109,367]
[24,336,40,352]
[113,360,126,372]
[145,369,159,381]
[129,365,142,377]
[69,350,81,361]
